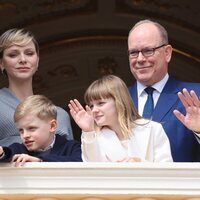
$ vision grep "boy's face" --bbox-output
[16,114,56,151]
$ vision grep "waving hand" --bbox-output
[173,88,200,133]
[68,99,94,132]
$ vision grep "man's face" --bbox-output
[128,23,172,86]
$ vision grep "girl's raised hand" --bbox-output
[68,99,94,132]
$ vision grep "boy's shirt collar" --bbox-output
[37,135,56,152]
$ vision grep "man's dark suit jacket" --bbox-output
[0,134,82,162]
[129,76,200,162]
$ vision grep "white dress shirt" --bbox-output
[137,74,169,116]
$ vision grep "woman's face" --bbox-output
[0,41,39,82]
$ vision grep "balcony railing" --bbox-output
[0,162,200,200]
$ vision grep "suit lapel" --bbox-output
[153,77,180,122]
[129,83,138,108]
[130,79,179,122]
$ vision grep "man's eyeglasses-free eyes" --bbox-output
[128,44,168,58]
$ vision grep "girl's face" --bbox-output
[0,41,39,82]
[89,97,119,129]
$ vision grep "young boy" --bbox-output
[0,95,82,166]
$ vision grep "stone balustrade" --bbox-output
[0,162,200,200]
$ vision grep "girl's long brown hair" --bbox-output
[84,75,141,139]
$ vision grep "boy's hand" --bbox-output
[11,154,41,167]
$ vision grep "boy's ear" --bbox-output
[50,119,57,133]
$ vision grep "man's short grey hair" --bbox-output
[129,19,169,44]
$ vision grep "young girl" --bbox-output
[68,75,173,162]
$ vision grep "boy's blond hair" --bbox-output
[14,95,57,123]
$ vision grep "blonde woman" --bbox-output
[0,28,73,146]
[69,75,173,162]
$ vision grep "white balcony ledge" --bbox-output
[0,162,200,200]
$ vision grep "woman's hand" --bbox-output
[68,99,94,132]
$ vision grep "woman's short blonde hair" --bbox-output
[0,28,39,58]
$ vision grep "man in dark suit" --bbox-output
[128,19,200,162]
